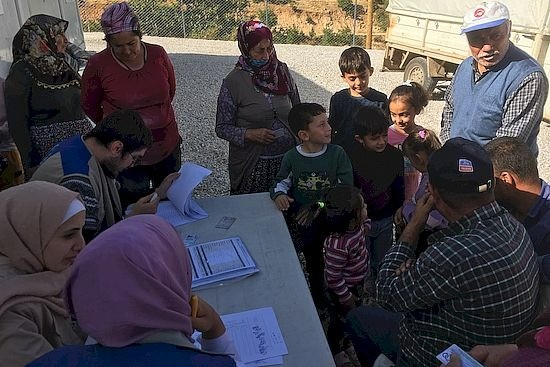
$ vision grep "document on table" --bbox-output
[192,307,288,366]
[222,307,288,364]
[188,237,259,289]
[156,162,212,226]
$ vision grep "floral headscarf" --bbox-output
[100,2,141,36]
[12,14,70,76]
[236,20,291,95]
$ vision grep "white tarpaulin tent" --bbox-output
[386,0,550,35]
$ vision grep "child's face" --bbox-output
[301,113,332,145]
[389,98,417,132]
[342,68,373,97]
[407,150,430,173]
[355,131,388,153]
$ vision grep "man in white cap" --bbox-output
[440,1,548,157]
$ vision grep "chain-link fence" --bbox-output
[77,0,388,47]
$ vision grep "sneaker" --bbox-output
[334,351,354,367]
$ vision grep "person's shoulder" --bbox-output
[144,42,168,57]
[327,143,345,153]
[331,88,351,101]
[88,48,110,62]
[384,143,403,157]
[0,300,57,323]
[364,88,388,102]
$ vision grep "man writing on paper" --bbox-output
[32,109,179,241]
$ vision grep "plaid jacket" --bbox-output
[377,202,539,367]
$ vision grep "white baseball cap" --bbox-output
[461,1,510,34]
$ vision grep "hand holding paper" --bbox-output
[155,163,212,226]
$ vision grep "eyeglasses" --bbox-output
[467,31,507,47]
[129,152,142,166]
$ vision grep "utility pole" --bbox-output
[365,0,374,49]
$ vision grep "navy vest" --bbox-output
[450,43,545,155]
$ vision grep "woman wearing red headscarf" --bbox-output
[81,2,180,209]
[216,21,300,195]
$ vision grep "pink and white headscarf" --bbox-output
[100,1,140,36]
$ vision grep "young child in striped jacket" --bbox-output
[300,185,370,365]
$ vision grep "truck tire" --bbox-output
[403,57,437,94]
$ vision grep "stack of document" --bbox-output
[193,307,288,367]
[187,237,259,289]
[157,162,212,226]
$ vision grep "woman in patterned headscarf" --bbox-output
[4,15,92,179]
[215,20,300,195]
[81,2,181,210]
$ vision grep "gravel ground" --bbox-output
[85,33,550,197]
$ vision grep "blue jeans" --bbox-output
[368,216,394,272]
[346,306,403,366]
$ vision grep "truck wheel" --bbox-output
[403,57,437,94]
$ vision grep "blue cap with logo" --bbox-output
[428,137,493,193]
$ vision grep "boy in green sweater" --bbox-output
[270,102,353,305]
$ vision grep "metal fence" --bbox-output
[77,0,388,47]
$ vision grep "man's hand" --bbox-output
[245,128,276,144]
[129,193,159,216]
[398,193,434,246]
[274,194,294,211]
[191,296,226,339]
[410,193,434,226]
[469,344,518,367]
[155,172,181,200]
[394,205,405,229]
[441,344,518,367]
[395,259,415,276]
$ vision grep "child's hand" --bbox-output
[191,296,226,340]
[274,194,294,211]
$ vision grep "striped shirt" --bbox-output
[376,202,539,367]
[324,218,370,302]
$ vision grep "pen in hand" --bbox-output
[191,295,199,318]
[149,192,159,203]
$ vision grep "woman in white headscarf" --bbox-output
[0,181,86,366]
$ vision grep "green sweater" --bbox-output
[270,144,353,207]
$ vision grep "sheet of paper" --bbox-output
[188,237,259,289]
[191,307,287,365]
[155,162,211,226]
[167,162,211,214]
[0,1,4,15]
[221,307,288,364]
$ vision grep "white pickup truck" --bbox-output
[0,0,85,78]
[383,0,550,120]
